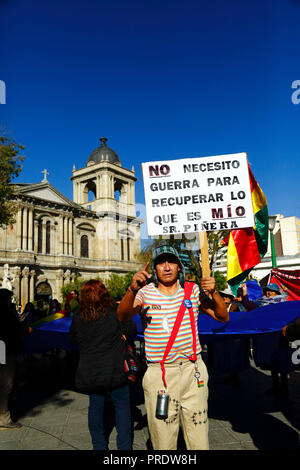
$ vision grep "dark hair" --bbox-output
[51,299,62,311]
[24,302,35,313]
[0,288,13,312]
[78,280,113,323]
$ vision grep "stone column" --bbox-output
[50,223,54,255]
[28,209,34,251]
[13,267,21,306]
[33,219,39,252]
[21,267,29,307]
[42,220,47,254]
[58,215,64,255]
[98,174,103,198]
[131,183,135,205]
[64,217,68,255]
[110,175,114,198]
[76,182,81,205]
[77,182,81,204]
[56,269,64,303]
[16,208,22,250]
[68,218,73,255]
[23,207,28,250]
[74,229,80,258]
[73,182,77,203]
[98,175,102,200]
[29,269,35,302]
[104,216,109,259]
[52,222,58,256]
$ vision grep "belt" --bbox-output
[147,354,202,367]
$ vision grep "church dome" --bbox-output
[87,137,121,165]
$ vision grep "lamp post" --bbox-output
[268,215,277,269]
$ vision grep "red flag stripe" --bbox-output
[248,165,258,193]
[231,228,261,272]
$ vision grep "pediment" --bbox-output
[119,228,135,238]
[76,223,96,232]
[17,183,75,207]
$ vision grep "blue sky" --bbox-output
[1,0,300,236]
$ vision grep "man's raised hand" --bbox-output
[201,276,216,295]
[130,262,151,293]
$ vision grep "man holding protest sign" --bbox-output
[117,243,228,450]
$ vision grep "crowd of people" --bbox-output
[0,243,299,450]
[18,291,80,326]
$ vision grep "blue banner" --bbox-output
[23,301,300,354]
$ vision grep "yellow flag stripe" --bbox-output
[226,234,242,280]
[31,313,64,327]
[252,185,267,215]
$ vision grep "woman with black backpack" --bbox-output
[69,279,136,450]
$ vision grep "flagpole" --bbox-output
[199,231,211,277]
[268,215,277,269]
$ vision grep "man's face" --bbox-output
[265,290,278,298]
[155,254,180,286]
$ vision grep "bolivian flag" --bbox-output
[224,164,268,295]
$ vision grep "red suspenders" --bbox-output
[160,281,198,388]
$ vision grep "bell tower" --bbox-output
[71,137,141,263]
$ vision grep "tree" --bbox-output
[0,131,25,228]
[106,272,135,300]
[61,276,86,305]
[213,270,227,291]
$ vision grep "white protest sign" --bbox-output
[142,152,254,237]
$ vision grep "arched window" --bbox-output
[127,237,130,261]
[121,238,124,260]
[38,219,43,253]
[114,180,122,201]
[80,235,89,258]
[83,181,96,204]
[46,221,51,254]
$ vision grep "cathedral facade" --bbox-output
[0,137,142,307]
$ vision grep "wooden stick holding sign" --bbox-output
[199,231,211,277]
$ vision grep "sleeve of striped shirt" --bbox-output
[135,288,145,307]
[191,283,201,311]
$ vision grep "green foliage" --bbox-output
[61,276,86,304]
[213,270,227,291]
[60,272,135,305]
[106,272,135,300]
[0,131,25,228]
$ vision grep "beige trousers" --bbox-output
[142,355,209,450]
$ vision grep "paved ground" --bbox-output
[0,348,299,451]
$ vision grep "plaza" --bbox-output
[0,351,299,451]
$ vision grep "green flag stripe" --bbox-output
[254,205,269,258]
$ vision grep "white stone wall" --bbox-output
[280,216,300,256]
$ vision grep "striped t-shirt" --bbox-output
[136,281,202,363]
